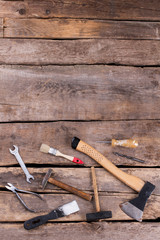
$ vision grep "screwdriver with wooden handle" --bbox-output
[96,139,138,148]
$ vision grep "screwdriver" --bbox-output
[96,139,138,148]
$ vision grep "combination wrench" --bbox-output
[9,145,34,183]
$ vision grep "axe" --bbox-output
[71,137,155,222]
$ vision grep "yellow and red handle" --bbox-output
[112,139,138,148]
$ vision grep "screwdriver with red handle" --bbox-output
[96,139,138,148]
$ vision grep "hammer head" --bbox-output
[42,169,53,190]
[86,211,112,222]
[120,181,155,222]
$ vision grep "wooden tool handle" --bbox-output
[55,150,73,161]
[112,139,138,148]
[48,177,92,201]
[72,137,145,192]
[91,167,100,212]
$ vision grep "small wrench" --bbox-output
[9,145,34,183]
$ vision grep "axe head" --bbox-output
[120,181,155,222]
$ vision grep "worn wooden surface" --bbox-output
[0,66,159,121]
[0,121,159,166]
[0,18,3,37]
[0,0,160,21]
[0,39,160,65]
[0,0,160,239]
[4,19,160,39]
[1,222,160,240]
[1,167,160,193]
[0,222,160,240]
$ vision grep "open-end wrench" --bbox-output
[9,145,34,183]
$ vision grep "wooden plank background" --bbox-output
[0,65,159,121]
[4,19,160,39]
[0,40,160,66]
[0,0,160,239]
[0,121,159,166]
[0,0,160,20]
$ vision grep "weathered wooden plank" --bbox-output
[0,18,3,37]
[1,0,160,21]
[0,65,160,122]
[1,222,160,240]
[0,39,160,66]
[4,18,160,39]
[0,121,159,166]
[0,191,159,221]
[0,167,159,194]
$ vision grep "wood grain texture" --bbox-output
[0,18,3,37]
[1,222,160,240]
[0,222,160,240]
[0,121,159,166]
[0,191,159,221]
[1,0,160,21]
[4,18,160,39]
[0,39,160,66]
[1,167,160,194]
[0,65,160,121]
[0,0,159,237]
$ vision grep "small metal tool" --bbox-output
[5,183,42,212]
[9,145,34,183]
[113,152,145,163]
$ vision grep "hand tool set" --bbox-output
[72,137,155,222]
[4,134,155,230]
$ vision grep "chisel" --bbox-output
[96,139,138,148]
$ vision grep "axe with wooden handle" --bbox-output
[71,137,155,222]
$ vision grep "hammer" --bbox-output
[72,137,155,222]
[42,169,92,201]
[86,167,112,221]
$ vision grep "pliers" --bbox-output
[5,183,43,212]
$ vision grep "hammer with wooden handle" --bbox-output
[86,167,112,221]
[42,169,92,201]
[71,137,155,222]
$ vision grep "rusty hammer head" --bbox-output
[42,169,53,190]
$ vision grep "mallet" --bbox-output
[42,169,92,201]
[86,167,112,221]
